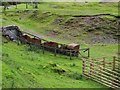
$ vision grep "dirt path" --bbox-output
[24,30,45,38]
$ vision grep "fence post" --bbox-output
[99,66,102,82]
[16,37,20,45]
[103,57,105,70]
[82,59,85,76]
[92,59,94,75]
[88,48,90,58]
[54,48,57,56]
[70,50,72,60]
[112,56,116,88]
[42,45,45,54]
[113,56,116,71]
[82,59,86,76]
[90,59,93,77]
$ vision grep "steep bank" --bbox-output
[30,10,119,44]
[2,2,119,44]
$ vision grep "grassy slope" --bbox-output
[2,41,107,88]
[2,2,118,30]
[0,33,2,89]
[4,2,118,16]
[1,2,119,88]
[1,2,118,43]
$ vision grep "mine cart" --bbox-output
[67,43,80,56]
[43,42,58,52]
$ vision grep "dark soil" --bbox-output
[51,15,119,44]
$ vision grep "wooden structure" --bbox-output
[20,31,89,58]
[82,56,120,88]
[1,26,90,59]
[20,34,41,44]
[43,42,58,48]
[67,43,80,51]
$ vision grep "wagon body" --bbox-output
[20,35,41,45]
[43,42,58,52]
[31,38,41,45]
[67,43,80,51]
[57,43,80,56]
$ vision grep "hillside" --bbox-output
[2,2,119,44]
[2,38,107,88]
[1,2,119,88]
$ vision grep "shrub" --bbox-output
[67,72,83,80]
[70,63,76,67]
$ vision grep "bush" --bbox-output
[27,45,41,53]
[51,67,67,74]
[67,72,83,80]
[70,63,76,67]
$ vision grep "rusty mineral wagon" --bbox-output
[43,41,58,52]
[57,43,80,56]
[20,34,41,45]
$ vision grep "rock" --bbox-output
[2,25,23,41]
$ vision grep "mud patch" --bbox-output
[61,16,118,44]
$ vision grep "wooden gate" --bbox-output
[82,56,120,88]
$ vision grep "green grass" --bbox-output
[2,37,118,88]
[1,2,119,88]
[2,2,118,16]
[88,44,118,61]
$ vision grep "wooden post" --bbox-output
[42,45,44,54]
[103,57,105,70]
[113,56,116,71]
[99,66,102,82]
[16,2,17,9]
[112,56,116,87]
[70,50,72,60]
[16,37,19,45]
[26,2,28,9]
[54,48,57,56]
[92,59,94,75]
[90,59,93,77]
[82,60,85,75]
[88,48,90,58]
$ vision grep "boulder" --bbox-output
[2,25,23,41]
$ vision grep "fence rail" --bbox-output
[20,31,90,59]
[82,57,120,88]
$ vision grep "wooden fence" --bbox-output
[82,56,120,88]
[4,30,90,59]
[20,31,90,59]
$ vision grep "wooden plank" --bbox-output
[103,57,105,70]
[84,68,120,84]
[84,65,120,79]
[83,60,120,75]
[113,56,116,70]
[105,62,113,65]
[84,70,120,88]
[83,74,111,88]
[83,74,120,88]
